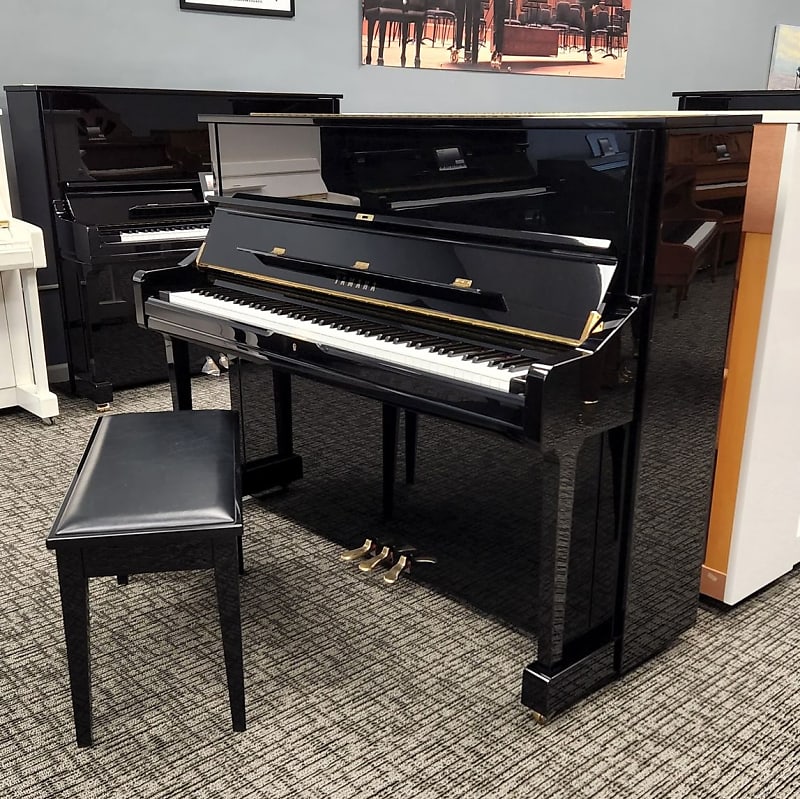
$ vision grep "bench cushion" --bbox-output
[47,411,241,548]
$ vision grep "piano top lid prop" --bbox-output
[196,195,617,347]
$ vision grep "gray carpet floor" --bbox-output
[1,373,798,799]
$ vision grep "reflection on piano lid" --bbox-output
[197,195,618,347]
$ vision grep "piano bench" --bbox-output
[45,410,244,747]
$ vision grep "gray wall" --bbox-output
[3,0,800,182]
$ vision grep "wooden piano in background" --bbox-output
[655,126,752,318]
[0,111,59,423]
[135,112,760,722]
[674,90,800,605]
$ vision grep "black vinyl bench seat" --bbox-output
[46,410,244,747]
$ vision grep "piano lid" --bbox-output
[198,196,616,347]
[63,182,212,227]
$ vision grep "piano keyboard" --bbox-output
[166,288,536,393]
[116,225,210,244]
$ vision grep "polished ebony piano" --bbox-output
[4,86,341,407]
[135,111,758,720]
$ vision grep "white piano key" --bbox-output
[683,220,716,250]
[167,290,531,393]
[117,226,209,244]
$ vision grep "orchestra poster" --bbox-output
[767,24,800,90]
[361,2,632,78]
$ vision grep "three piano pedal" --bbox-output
[201,353,231,377]
[339,538,434,585]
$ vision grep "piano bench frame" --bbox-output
[45,410,245,747]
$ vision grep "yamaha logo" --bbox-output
[334,277,377,292]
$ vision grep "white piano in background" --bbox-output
[701,110,800,604]
[0,113,59,422]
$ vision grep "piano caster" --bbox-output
[383,554,409,585]
[530,710,548,725]
[491,52,502,70]
[340,538,374,561]
[358,545,391,572]
[449,48,460,63]
[41,416,57,426]
[95,403,111,414]
[377,57,384,66]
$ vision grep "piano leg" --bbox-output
[164,335,192,410]
[228,361,303,496]
[382,404,399,519]
[520,443,618,721]
[381,408,418,516]
[273,369,294,460]
[404,411,418,485]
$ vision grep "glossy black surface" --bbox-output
[48,409,245,746]
[674,89,800,110]
[3,85,341,394]
[136,113,757,719]
[203,195,617,345]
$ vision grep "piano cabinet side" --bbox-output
[703,121,800,604]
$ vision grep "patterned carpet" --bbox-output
[1,370,799,799]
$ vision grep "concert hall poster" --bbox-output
[360,1,632,79]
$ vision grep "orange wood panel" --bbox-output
[742,124,786,234]
[704,232,772,577]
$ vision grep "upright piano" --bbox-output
[0,110,59,422]
[135,111,758,720]
[674,90,800,605]
[4,85,341,408]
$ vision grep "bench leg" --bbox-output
[213,538,245,732]
[56,550,93,747]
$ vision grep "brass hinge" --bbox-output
[353,261,370,270]
[355,213,374,222]
[451,277,473,289]
[271,247,286,256]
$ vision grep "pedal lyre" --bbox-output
[340,538,373,561]
[358,545,391,572]
[383,554,409,585]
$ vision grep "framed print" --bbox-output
[767,24,800,89]
[360,0,632,79]
[180,0,294,18]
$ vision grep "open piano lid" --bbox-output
[197,195,617,347]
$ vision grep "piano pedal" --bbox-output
[383,554,409,585]
[202,356,221,377]
[358,545,391,572]
[340,538,374,562]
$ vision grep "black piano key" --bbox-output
[491,356,533,369]
[468,351,505,363]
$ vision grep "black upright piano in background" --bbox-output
[3,85,341,408]
[135,111,758,720]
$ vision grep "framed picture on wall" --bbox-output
[180,0,294,17]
